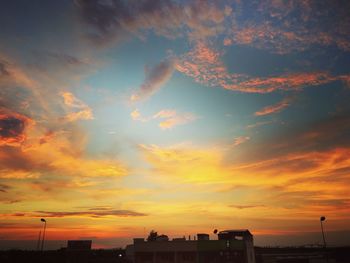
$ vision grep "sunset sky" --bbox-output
[1,0,350,249]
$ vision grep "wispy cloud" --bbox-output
[131,109,197,129]
[224,1,350,53]
[8,209,147,218]
[246,120,274,129]
[176,42,350,94]
[230,204,265,209]
[0,183,11,193]
[61,92,94,121]
[232,136,250,147]
[131,59,174,102]
[255,98,291,116]
[130,109,142,121]
[75,0,231,45]
[154,110,197,130]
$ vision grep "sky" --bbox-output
[1,0,350,250]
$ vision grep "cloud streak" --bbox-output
[224,1,350,54]
[154,110,197,130]
[61,92,94,121]
[255,98,291,116]
[32,209,147,218]
[131,59,174,102]
[176,42,350,94]
[232,136,250,147]
[131,109,197,129]
[75,0,232,45]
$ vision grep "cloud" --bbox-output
[232,136,250,147]
[224,1,350,53]
[176,42,350,94]
[246,120,274,129]
[255,98,291,116]
[0,126,127,180]
[130,109,149,122]
[61,92,87,108]
[4,208,147,219]
[0,61,10,77]
[130,109,141,120]
[139,143,231,183]
[175,42,230,88]
[131,108,197,129]
[39,130,55,145]
[60,92,94,121]
[30,209,147,218]
[0,183,11,193]
[41,51,89,66]
[131,59,174,101]
[64,110,94,122]
[75,0,232,45]
[154,110,197,130]
[225,23,350,54]
[0,108,34,147]
[230,204,265,209]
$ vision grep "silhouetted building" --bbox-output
[126,230,255,263]
[67,240,92,251]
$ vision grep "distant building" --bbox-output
[67,240,92,251]
[126,229,255,263]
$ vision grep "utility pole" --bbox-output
[40,218,47,252]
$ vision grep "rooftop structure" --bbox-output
[126,230,255,263]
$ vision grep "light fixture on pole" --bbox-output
[320,216,326,248]
[40,218,47,252]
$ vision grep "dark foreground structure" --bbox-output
[255,246,350,263]
[0,244,349,263]
[126,230,255,263]
[0,248,126,263]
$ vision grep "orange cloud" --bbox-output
[0,119,127,180]
[0,108,34,147]
[130,109,141,120]
[177,43,350,94]
[131,109,197,130]
[60,92,94,121]
[64,109,94,122]
[61,92,87,108]
[223,0,350,54]
[175,42,230,88]
[155,110,196,130]
[6,209,147,218]
[255,98,291,116]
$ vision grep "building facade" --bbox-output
[126,230,255,263]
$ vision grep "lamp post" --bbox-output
[40,218,46,252]
[320,216,328,263]
[36,230,41,251]
[320,216,326,248]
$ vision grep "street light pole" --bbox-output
[40,218,46,252]
[320,216,326,248]
[320,216,328,263]
[36,230,41,251]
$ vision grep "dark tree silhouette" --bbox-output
[147,230,158,241]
